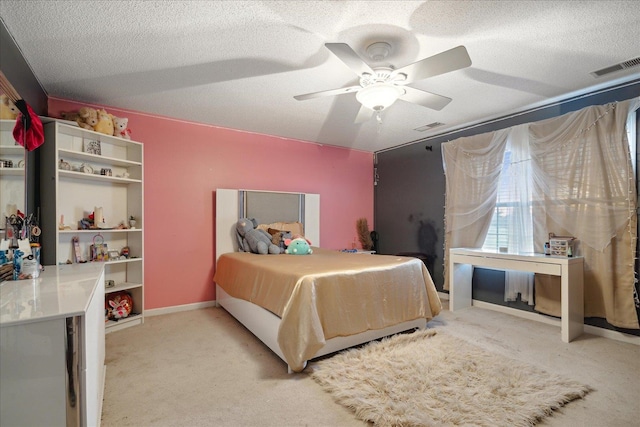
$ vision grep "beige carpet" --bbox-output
[102,305,640,426]
[311,329,591,427]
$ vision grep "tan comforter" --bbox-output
[213,247,442,371]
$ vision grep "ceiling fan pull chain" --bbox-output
[376,111,383,133]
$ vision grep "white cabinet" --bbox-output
[40,121,144,332]
[0,264,106,427]
[0,119,25,222]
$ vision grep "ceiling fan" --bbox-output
[294,42,472,123]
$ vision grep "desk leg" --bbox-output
[561,263,584,342]
[449,260,473,311]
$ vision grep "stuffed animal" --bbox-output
[112,116,131,139]
[0,94,19,120]
[236,218,281,254]
[291,233,312,245]
[59,111,79,121]
[267,228,292,251]
[105,291,133,320]
[64,107,99,130]
[285,237,313,255]
[94,109,114,135]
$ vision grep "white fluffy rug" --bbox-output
[310,329,591,427]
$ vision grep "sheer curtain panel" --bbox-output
[530,98,639,329]
[443,97,640,329]
[442,130,508,290]
[504,124,535,305]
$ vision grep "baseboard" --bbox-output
[145,300,217,317]
[582,324,640,345]
[471,299,640,346]
[145,297,640,345]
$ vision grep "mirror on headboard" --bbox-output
[242,190,304,224]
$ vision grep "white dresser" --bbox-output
[0,263,106,427]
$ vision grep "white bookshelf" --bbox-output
[40,120,144,333]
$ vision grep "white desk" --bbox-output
[1,264,106,427]
[449,248,584,343]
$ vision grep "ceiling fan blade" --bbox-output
[354,104,374,124]
[325,43,375,76]
[294,85,361,101]
[393,45,471,84]
[400,86,452,111]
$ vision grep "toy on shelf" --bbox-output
[94,109,114,135]
[105,291,133,320]
[60,106,99,130]
[90,233,108,261]
[113,116,131,140]
[0,94,19,119]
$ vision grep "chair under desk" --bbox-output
[448,248,584,343]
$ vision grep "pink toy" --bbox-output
[105,291,133,320]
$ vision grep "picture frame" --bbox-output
[83,139,101,155]
[90,241,108,261]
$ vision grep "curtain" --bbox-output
[442,96,640,329]
[442,129,508,290]
[530,98,640,329]
[504,124,535,305]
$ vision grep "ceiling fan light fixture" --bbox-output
[366,42,392,61]
[356,83,404,111]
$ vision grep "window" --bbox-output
[482,151,512,251]
[483,110,639,253]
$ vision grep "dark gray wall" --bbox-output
[375,80,640,301]
[374,140,446,287]
[0,18,49,216]
[0,19,47,115]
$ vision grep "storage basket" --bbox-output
[549,233,575,256]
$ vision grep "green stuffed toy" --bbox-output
[285,237,313,255]
[236,218,281,254]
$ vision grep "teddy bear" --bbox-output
[60,107,99,130]
[236,218,281,254]
[59,111,77,121]
[285,237,313,255]
[78,107,99,130]
[0,94,19,120]
[94,109,114,135]
[112,116,131,139]
[268,228,292,252]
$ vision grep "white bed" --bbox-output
[214,188,441,372]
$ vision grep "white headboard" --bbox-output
[215,189,320,259]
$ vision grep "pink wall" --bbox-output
[48,98,374,309]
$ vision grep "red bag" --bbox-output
[12,99,44,151]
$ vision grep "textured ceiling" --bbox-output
[0,1,638,152]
